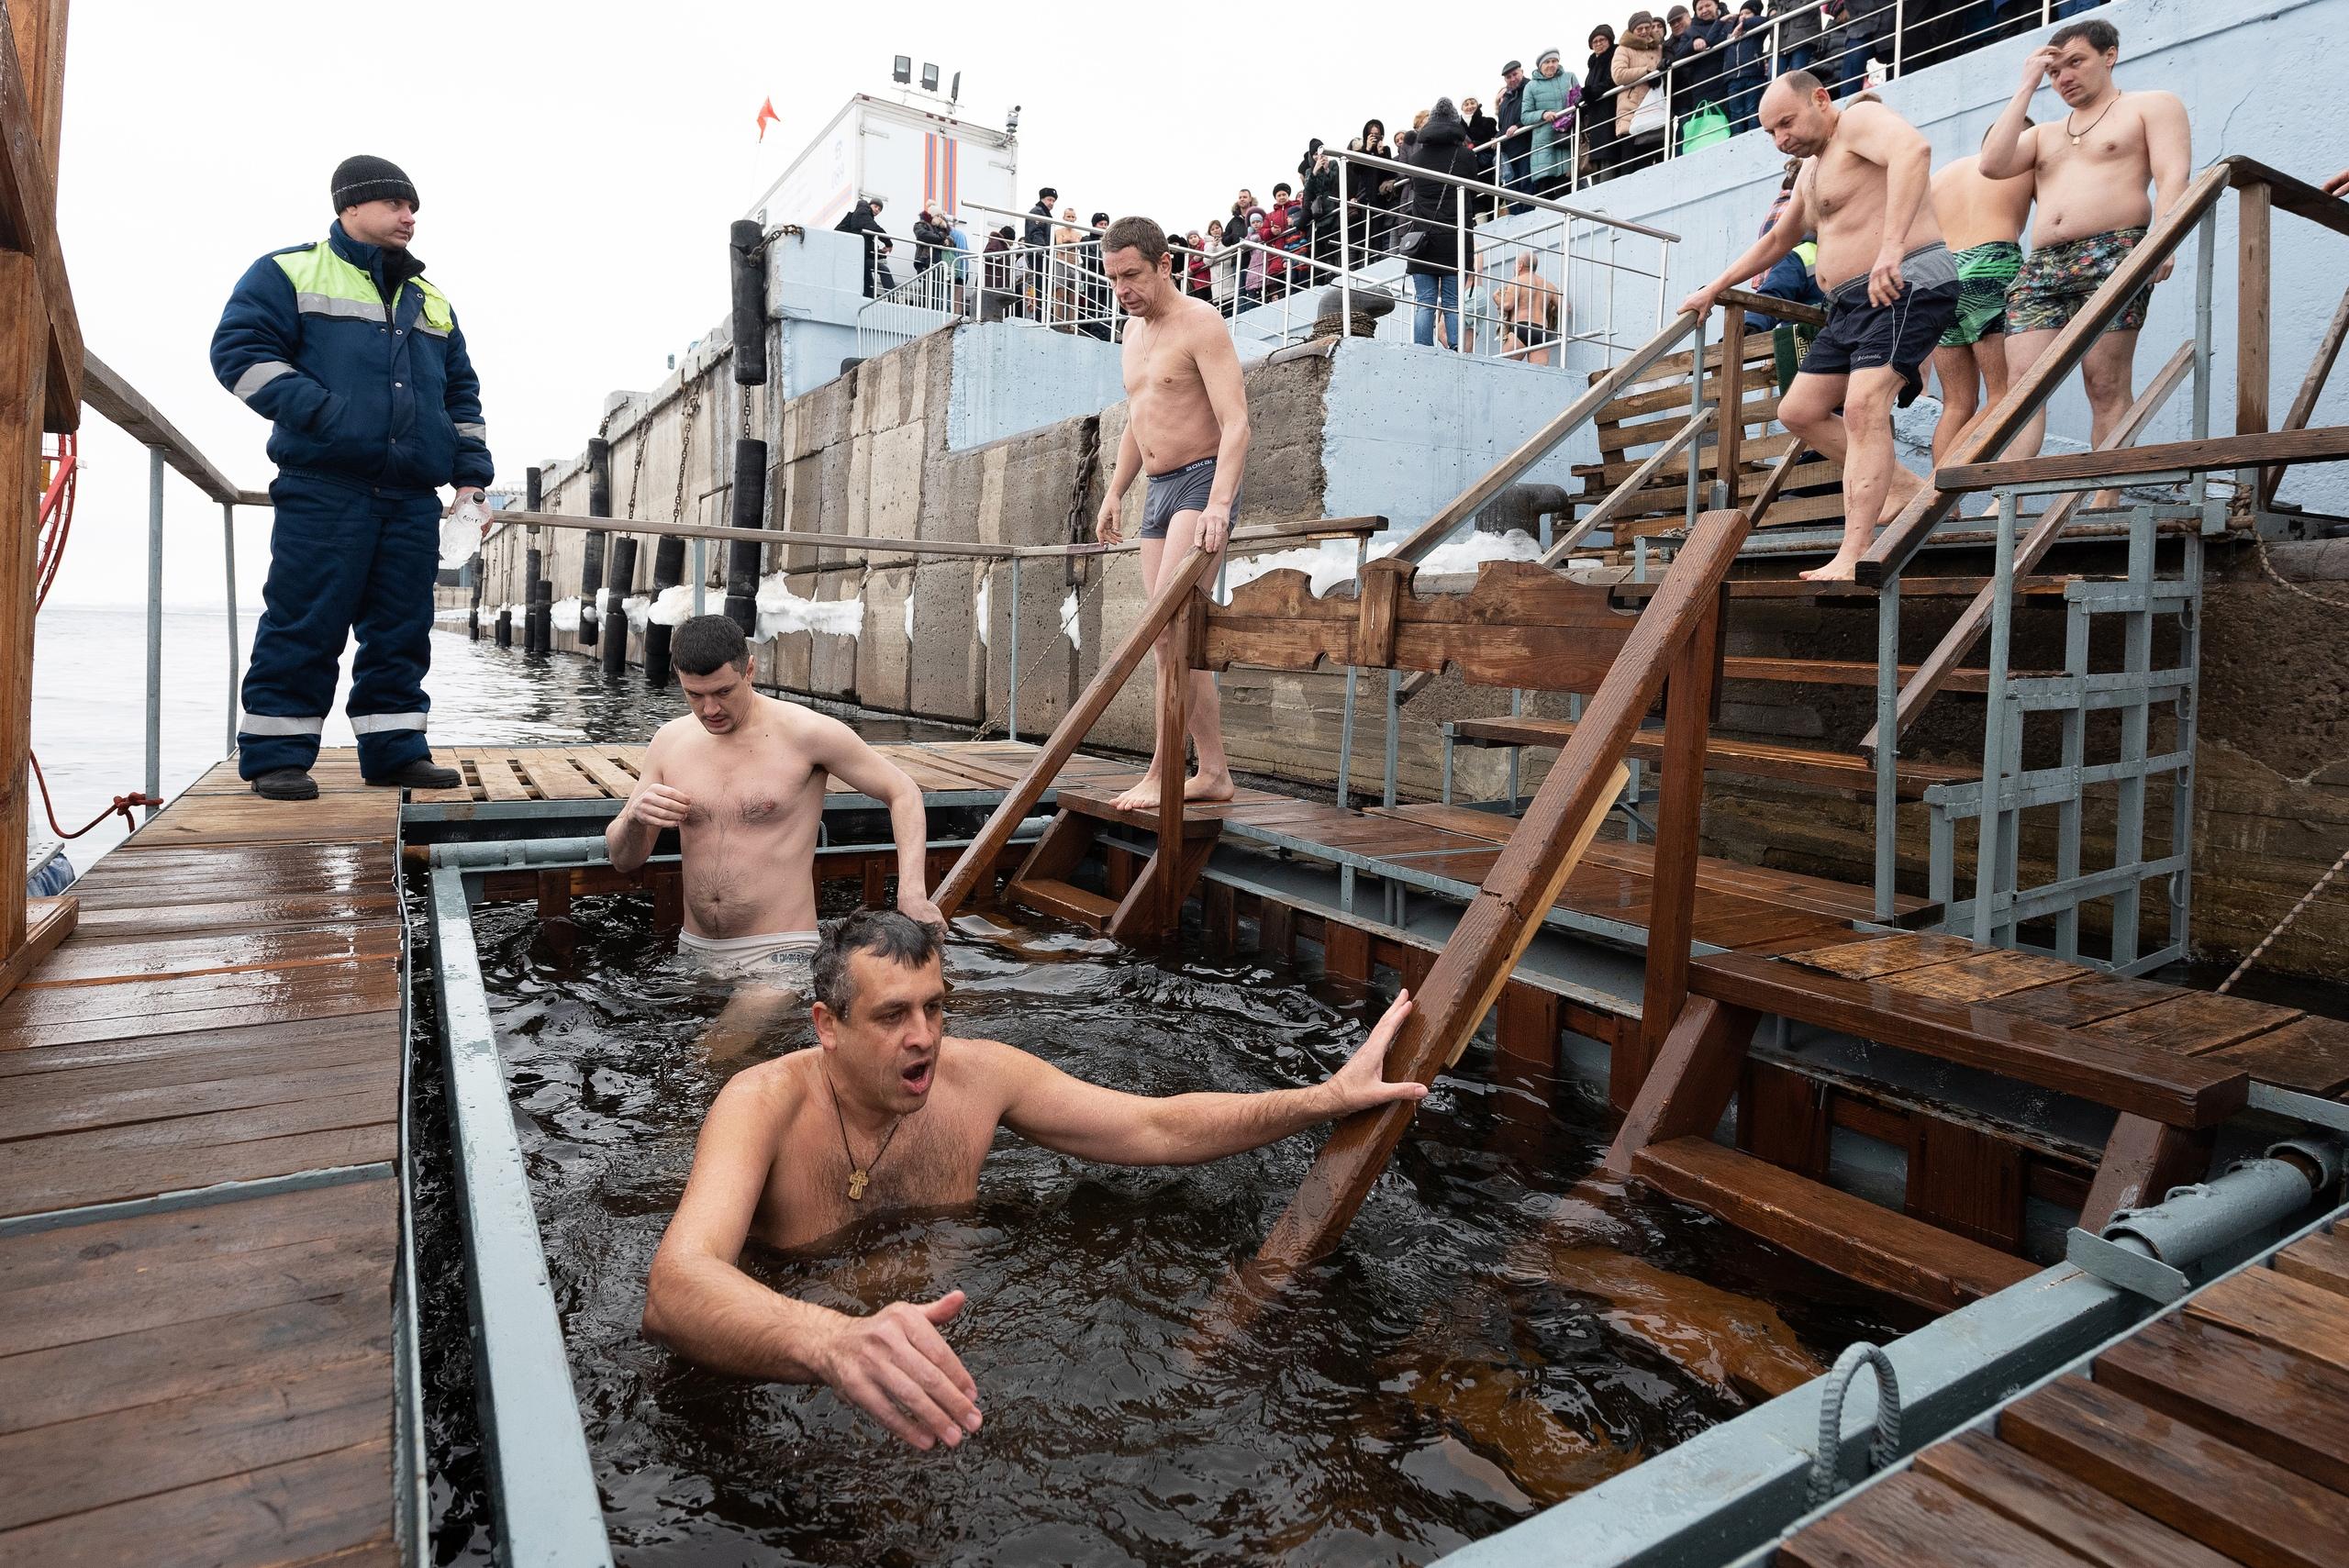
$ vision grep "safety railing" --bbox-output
[77,353,271,818]
[1488,0,2107,197]
[857,204,1124,361]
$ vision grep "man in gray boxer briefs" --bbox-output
[1095,216,1252,811]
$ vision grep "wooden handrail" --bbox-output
[81,353,261,507]
[2261,281,2349,509]
[487,508,1385,560]
[1855,161,2236,585]
[1384,310,1700,564]
[2224,156,2349,242]
[1935,425,2349,494]
[931,546,1220,918]
[1863,340,2194,752]
[1252,497,1761,1276]
[0,7,83,428]
[1714,284,1828,329]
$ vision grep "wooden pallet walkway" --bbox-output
[0,739,1074,1564]
[1776,1212,2349,1568]
[0,754,404,1566]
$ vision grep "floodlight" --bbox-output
[892,55,911,84]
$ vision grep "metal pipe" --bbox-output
[222,501,239,758]
[1338,155,1353,337]
[145,447,163,818]
[2102,1140,2344,1266]
[1971,490,2021,946]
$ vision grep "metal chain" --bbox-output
[671,381,703,526]
[623,395,650,520]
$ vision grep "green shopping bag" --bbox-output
[1680,103,1731,155]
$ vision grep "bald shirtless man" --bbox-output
[641,910,1424,1448]
[607,616,943,1049]
[1679,72,1959,581]
[1095,216,1251,811]
[1930,130,2037,466]
[1981,19,2190,506]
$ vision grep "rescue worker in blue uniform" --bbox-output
[210,155,491,799]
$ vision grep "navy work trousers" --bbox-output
[238,470,440,780]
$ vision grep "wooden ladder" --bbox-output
[1005,787,1224,941]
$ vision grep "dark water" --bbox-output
[417,889,1911,1568]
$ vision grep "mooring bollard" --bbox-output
[602,537,638,680]
[582,438,610,648]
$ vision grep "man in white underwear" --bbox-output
[607,615,943,1051]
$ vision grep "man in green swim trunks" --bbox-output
[1929,129,2035,467]
[1980,17,2191,506]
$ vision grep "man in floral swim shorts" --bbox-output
[1978,17,2190,505]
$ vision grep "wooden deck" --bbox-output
[9,741,2349,1561]
[1777,1214,2349,1568]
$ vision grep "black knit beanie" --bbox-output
[330,155,419,213]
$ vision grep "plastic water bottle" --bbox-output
[439,490,489,568]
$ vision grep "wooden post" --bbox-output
[1637,589,1722,1068]
[1252,506,1755,1276]
[1152,584,1192,937]
[933,547,1219,918]
[1713,304,1745,507]
[1,0,72,984]
[2237,179,2271,446]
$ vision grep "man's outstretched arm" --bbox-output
[642,1075,980,1449]
[999,992,1428,1166]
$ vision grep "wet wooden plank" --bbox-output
[2207,1016,2349,1096]
[0,1094,395,1218]
[66,892,402,942]
[2000,1373,2349,1568]
[1987,970,2203,1029]
[1778,1470,2107,1568]
[1906,1118,2026,1253]
[0,1436,395,1568]
[0,958,399,1032]
[1783,932,1984,980]
[2276,1228,2349,1299]
[17,925,399,986]
[0,981,395,1050]
[563,745,643,799]
[1877,950,2086,1005]
[2082,990,2305,1057]
[1912,1429,2239,1568]
[1629,1136,2036,1313]
[0,1011,390,1082]
[0,1029,387,1137]
[0,1353,390,1531]
[461,749,534,803]
[510,750,605,801]
[1691,952,2249,1129]
[2096,1311,2349,1493]
[2186,1264,2349,1380]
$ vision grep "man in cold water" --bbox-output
[641,909,1424,1449]
[606,616,943,1044]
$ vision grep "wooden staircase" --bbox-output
[1004,785,1223,941]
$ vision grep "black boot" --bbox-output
[365,757,462,791]
[251,768,319,801]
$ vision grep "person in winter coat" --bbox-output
[1494,61,1531,208]
[1241,210,1270,306]
[209,155,489,799]
[1721,1,1771,132]
[1463,96,1499,185]
[1820,0,1889,95]
[980,227,1016,321]
[1611,14,1670,177]
[911,209,949,276]
[1769,0,1824,75]
[1402,100,1478,348]
[1520,49,1577,198]
[1355,120,1404,260]
[1298,140,1342,268]
[835,194,890,297]
[1580,26,1620,185]
[1205,219,1239,315]
[1664,0,1735,109]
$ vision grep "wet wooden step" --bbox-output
[1006,877,1117,932]
[1052,783,1252,838]
[1688,951,2250,1128]
[1631,1136,2038,1314]
[1448,715,1976,800]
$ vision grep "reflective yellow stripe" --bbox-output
[273,240,458,330]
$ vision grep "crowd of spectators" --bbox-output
[834,0,2111,354]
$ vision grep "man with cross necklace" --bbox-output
[641,910,1424,1451]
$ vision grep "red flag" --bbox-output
[755,97,780,142]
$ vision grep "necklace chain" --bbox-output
[826,1067,910,1201]
[2065,94,2120,145]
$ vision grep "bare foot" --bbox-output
[1798,552,1863,584]
[1184,768,1237,804]
[1110,778,1162,812]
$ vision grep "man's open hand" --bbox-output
[1196,498,1231,554]
[1320,991,1431,1118]
[1096,496,1123,547]
[626,782,694,831]
[816,1290,983,1451]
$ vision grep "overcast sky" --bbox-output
[45,0,1610,608]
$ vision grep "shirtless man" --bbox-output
[1678,72,1959,581]
[1499,251,1563,367]
[1981,19,2190,506]
[607,616,943,1048]
[1095,216,1251,810]
[641,910,1424,1448]
[1930,129,2037,466]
